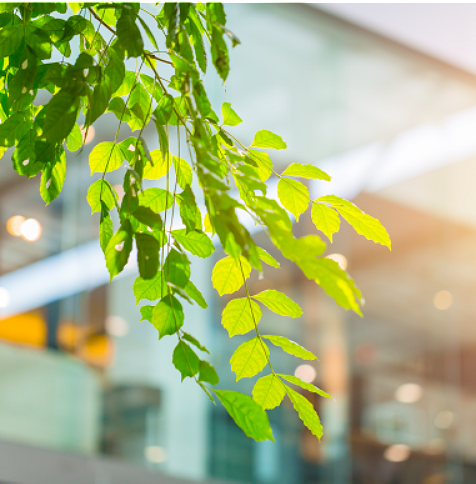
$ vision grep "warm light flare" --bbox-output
[295,364,316,383]
[395,383,422,403]
[6,215,25,236]
[384,444,411,462]
[20,218,42,241]
[434,290,453,310]
[326,253,347,270]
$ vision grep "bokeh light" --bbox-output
[384,444,411,462]
[20,218,42,241]
[6,215,25,236]
[326,253,348,270]
[395,383,422,403]
[295,364,316,383]
[434,290,453,310]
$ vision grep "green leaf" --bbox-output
[136,233,159,280]
[262,335,316,360]
[311,203,340,243]
[132,206,163,231]
[230,337,269,380]
[251,130,286,150]
[105,220,133,280]
[173,156,193,189]
[87,180,116,213]
[277,179,309,221]
[212,256,251,297]
[40,150,67,205]
[199,360,219,385]
[116,9,144,57]
[42,91,80,144]
[221,102,242,126]
[286,386,323,440]
[214,390,274,442]
[172,229,214,258]
[165,249,190,288]
[139,187,173,212]
[66,123,82,152]
[0,25,22,58]
[278,374,332,399]
[252,374,286,410]
[100,203,113,254]
[133,270,167,304]
[172,341,200,380]
[221,298,261,337]
[154,94,173,125]
[252,289,302,318]
[182,332,210,354]
[282,163,331,181]
[152,295,184,338]
[257,247,280,268]
[184,280,208,309]
[89,142,124,174]
[248,150,273,181]
[0,112,31,148]
[143,150,171,180]
[177,186,201,231]
[140,305,153,322]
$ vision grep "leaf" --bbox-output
[136,233,159,280]
[100,203,113,254]
[282,163,331,181]
[42,91,80,144]
[252,374,286,410]
[338,205,391,249]
[143,150,170,180]
[116,8,144,57]
[277,179,309,221]
[257,247,279,268]
[230,337,269,380]
[87,180,116,213]
[66,123,82,152]
[0,112,31,147]
[199,360,219,385]
[248,150,273,181]
[172,229,214,258]
[177,186,201,231]
[252,290,302,318]
[40,150,66,205]
[221,102,242,126]
[182,332,210,354]
[286,386,323,440]
[165,249,190,288]
[0,25,22,58]
[89,142,124,174]
[221,298,261,337]
[173,156,193,189]
[172,341,200,380]
[152,295,184,338]
[184,280,208,309]
[311,203,340,243]
[105,220,133,280]
[139,187,173,212]
[212,256,251,297]
[251,130,286,150]
[214,390,274,442]
[133,271,167,304]
[262,335,316,360]
[140,305,153,322]
[154,94,173,125]
[278,374,332,399]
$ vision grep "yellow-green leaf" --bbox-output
[212,256,251,296]
[221,102,242,126]
[230,337,269,381]
[89,141,123,174]
[252,374,285,410]
[105,220,133,280]
[278,374,332,399]
[252,289,302,318]
[139,187,174,212]
[282,163,330,181]
[221,298,261,337]
[251,130,286,150]
[173,155,193,189]
[172,229,214,258]
[133,271,167,304]
[277,178,309,221]
[262,335,316,360]
[286,386,323,440]
[311,203,340,243]
[143,149,171,180]
[214,390,274,441]
[248,150,273,181]
[199,360,219,385]
[257,247,279,268]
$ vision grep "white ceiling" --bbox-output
[319,3,476,76]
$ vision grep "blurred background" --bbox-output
[1,3,476,483]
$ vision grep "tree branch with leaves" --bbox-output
[0,2,390,442]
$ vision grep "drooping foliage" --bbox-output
[0,2,391,441]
